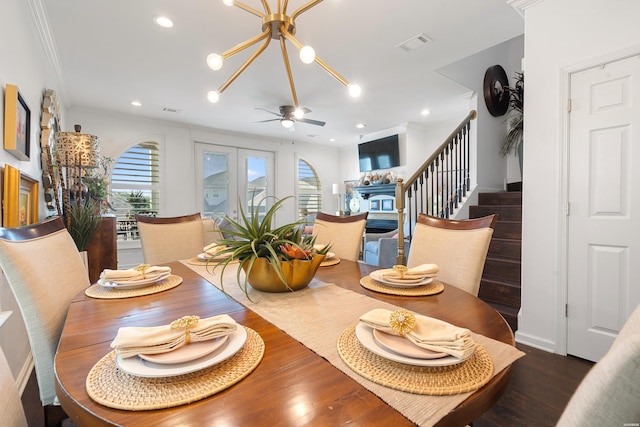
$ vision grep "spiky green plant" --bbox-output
[68,199,101,251]
[209,196,330,297]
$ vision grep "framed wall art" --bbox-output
[4,83,31,161]
[2,164,38,227]
[381,199,394,212]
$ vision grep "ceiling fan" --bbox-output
[255,105,326,129]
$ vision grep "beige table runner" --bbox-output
[183,262,524,427]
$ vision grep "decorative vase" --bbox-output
[243,254,325,292]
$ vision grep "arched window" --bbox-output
[111,141,160,240]
[297,158,322,224]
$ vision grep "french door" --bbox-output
[195,143,275,221]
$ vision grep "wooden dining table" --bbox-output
[55,259,516,427]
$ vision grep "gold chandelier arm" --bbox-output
[282,27,349,87]
[233,1,266,18]
[290,0,324,21]
[222,28,270,59]
[260,0,271,15]
[279,35,299,108]
[218,31,272,94]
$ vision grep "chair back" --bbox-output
[0,347,27,426]
[136,213,205,264]
[202,217,224,247]
[557,304,640,426]
[0,217,89,406]
[313,212,368,262]
[407,214,496,296]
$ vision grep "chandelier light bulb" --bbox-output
[207,90,220,103]
[281,119,294,128]
[348,84,362,98]
[207,53,224,71]
[222,0,234,6]
[294,108,304,119]
[299,46,315,64]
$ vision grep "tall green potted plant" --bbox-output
[501,72,524,176]
[68,198,102,251]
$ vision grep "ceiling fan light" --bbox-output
[299,46,315,64]
[207,90,220,103]
[207,53,224,71]
[294,108,304,119]
[348,84,362,98]
[281,118,294,128]
[222,0,234,6]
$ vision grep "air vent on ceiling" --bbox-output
[396,33,432,52]
[162,107,181,113]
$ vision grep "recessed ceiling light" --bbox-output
[329,138,336,142]
[356,123,366,129]
[154,16,173,28]
[131,101,142,107]
[421,109,431,116]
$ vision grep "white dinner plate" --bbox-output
[139,335,229,364]
[372,329,448,359]
[355,323,472,367]
[197,252,233,261]
[98,272,171,290]
[116,327,247,377]
[369,269,434,288]
[324,252,335,260]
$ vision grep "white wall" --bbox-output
[0,0,67,391]
[515,0,640,353]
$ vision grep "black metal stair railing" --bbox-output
[394,110,477,265]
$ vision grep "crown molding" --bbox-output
[507,0,544,17]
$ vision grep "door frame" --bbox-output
[559,44,640,356]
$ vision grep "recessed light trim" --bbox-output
[356,123,366,129]
[154,16,174,28]
[131,101,142,107]
[421,109,431,116]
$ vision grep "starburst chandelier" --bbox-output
[206,0,361,117]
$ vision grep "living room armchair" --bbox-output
[363,229,410,268]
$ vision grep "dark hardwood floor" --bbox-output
[22,343,594,426]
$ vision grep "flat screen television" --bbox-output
[358,134,400,172]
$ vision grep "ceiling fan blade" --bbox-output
[255,107,282,117]
[254,118,281,123]
[298,118,326,126]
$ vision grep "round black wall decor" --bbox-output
[483,65,509,117]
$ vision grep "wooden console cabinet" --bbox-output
[85,216,117,283]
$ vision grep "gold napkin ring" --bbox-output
[170,315,200,344]
[389,309,416,336]
[392,265,408,279]
[133,263,151,278]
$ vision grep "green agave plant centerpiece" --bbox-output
[209,196,331,296]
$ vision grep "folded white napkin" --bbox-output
[359,308,475,359]
[100,265,172,282]
[110,314,238,358]
[203,243,227,256]
[382,263,439,280]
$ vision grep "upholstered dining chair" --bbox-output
[136,212,206,265]
[0,217,90,426]
[0,345,28,427]
[557,303,640,426]
[312,212,368,262]
[406,214,497,296]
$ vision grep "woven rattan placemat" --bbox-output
[320,257,341,267]
[85,275,183,299]
[187,257,239,266]
[86,326,264,410]
[337,325,493,395]
[360,275,445,297]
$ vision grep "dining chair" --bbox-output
[0,217,90,426]
[0,346,28,427]
[312,212,368,262]
[406,214,497,296]
[136,212,206,264]
[557,303,640,426]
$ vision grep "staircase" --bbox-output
[469,191,521,331]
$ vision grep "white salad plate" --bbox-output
[197,252,232,261]
[139,335,229,364]
[98,272,171,290]
[116,327,247,378]
[369,269,434,288]
[355,323,472,367]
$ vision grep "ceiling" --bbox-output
[40,0,523,147]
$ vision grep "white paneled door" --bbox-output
[195,143,274,221]
[567,54,640,361]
